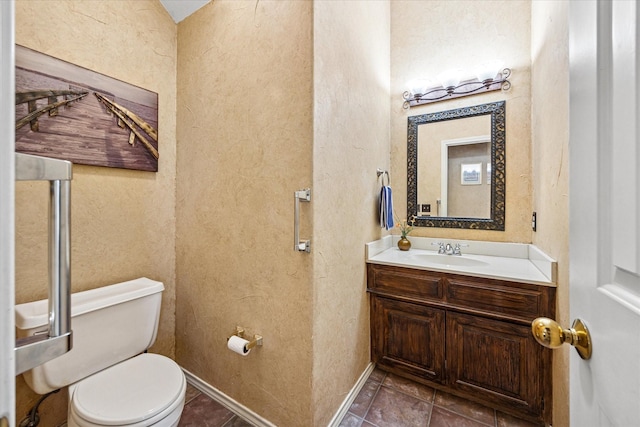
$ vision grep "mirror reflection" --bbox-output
[418,115,491,218]
[407,101,505,230]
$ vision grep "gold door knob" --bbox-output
[531,317,592,360]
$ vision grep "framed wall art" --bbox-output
[15,45,159,172]
[461,162,482,185]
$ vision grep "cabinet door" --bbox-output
[446,312,544,419]
[371,296,445,382]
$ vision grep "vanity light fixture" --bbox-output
[403,62,511,109]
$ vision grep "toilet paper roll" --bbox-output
[228,335,251,356]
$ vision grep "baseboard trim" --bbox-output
[182,368,277,427]
[326,362,375,427]
[183,363,374,427]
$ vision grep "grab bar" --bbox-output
[15,153,73,375]
[294,188,311,252]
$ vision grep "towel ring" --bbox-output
[377,169,390,186]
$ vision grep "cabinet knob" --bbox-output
[531,317,592,360]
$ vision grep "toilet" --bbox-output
[15,278,186,427]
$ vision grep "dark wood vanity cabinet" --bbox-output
[368,264,555,424]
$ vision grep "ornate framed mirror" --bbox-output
[407,101,505,230]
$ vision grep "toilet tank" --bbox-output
[16,277,164,394]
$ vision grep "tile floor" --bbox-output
[178,384,252,427]
[179,368,545,427]
[338,368,545,427]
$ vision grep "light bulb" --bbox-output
[475,60,504,83]
[436,69,461,90]
[408,79,429,96]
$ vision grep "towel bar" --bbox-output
[15,153,73,374]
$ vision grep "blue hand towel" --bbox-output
[379,185,395,230]
[384,186,394,230]
[379,186,386,228]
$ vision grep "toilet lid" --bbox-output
[71,353,185,426]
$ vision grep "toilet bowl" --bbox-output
[16,278,186,426]
[67,354,186,427]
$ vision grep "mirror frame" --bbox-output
[407,101,506,230]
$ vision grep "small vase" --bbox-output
[398,236,411,251]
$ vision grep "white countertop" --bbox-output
[366,236,556,286]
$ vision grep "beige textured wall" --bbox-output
[175,1,315,425]
[176,2,389,424]
[312,1,389,425]
[14,1,177,425]
[531,2,570,426]
[391,0,532,242]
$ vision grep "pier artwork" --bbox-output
[15,45,159,172]
[16,90,89,132]
[94,92,158,160]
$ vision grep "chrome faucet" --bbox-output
[452,243,469,256]
[432,242,468,255]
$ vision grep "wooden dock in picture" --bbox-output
[94,92,158,160]
[15,45,159,172]
[16,90,89,131]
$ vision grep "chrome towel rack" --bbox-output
[14,153,73,375]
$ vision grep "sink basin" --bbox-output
[411,254,489,268]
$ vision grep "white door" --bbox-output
[569,1,640,425]
[0,0,15,425]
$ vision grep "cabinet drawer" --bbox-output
[368,264,443,302]
[445,276,548,321]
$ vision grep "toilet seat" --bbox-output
[68,353,186,426]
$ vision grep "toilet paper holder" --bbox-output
[229,326,263,351]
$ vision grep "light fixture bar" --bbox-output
[403,68,511,109]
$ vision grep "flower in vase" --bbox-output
[395,215,416,239]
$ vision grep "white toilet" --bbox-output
[16,278,186,427]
